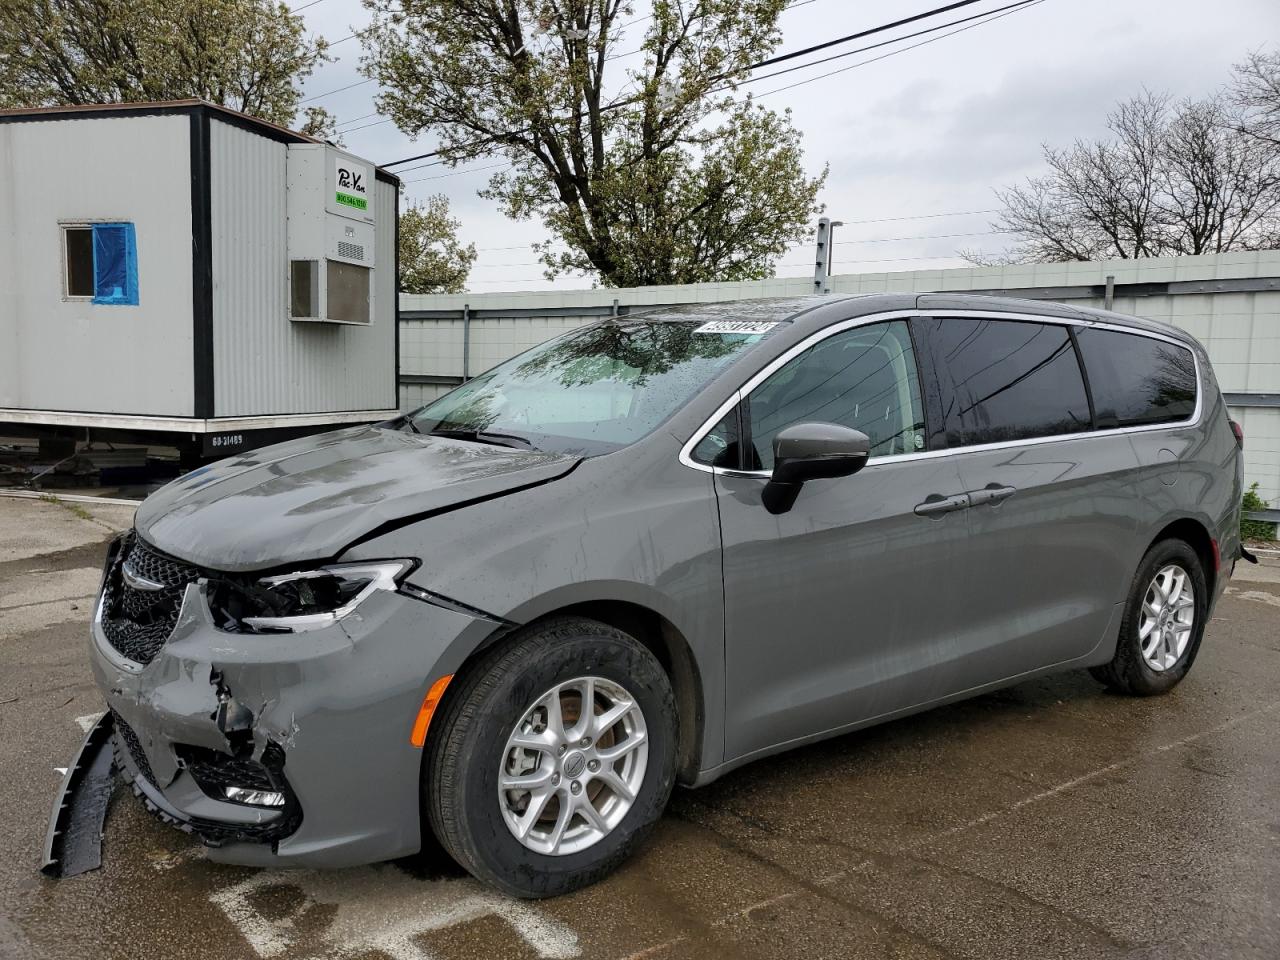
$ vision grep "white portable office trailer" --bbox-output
[0,100,399,460]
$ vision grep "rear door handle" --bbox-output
[914,493,970,518]
[969,483,1016,507]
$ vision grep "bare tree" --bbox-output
[969,83,1280,265]
[1234,50,1280,148]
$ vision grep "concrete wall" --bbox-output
[209,119,398,416]
[0,114,195,416]
[400,251,1280,503]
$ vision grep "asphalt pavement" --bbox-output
[2,493,1278,960]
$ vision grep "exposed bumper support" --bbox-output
[41,711,116,879]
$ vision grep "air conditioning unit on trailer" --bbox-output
[286,144,378,325]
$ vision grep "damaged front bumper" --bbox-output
[85,549,489,869]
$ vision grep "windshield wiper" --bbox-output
[428,428,537,450]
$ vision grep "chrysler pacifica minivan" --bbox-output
[54,294,1244,896]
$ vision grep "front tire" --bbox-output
[425,616,678,898]
[1090,539,1208,696]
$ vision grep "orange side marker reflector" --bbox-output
[410,674,453,748]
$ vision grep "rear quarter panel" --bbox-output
[1126,344,1240,598]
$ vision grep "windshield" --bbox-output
[404,318,784,455]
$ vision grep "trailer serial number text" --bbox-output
[211,435,244,448]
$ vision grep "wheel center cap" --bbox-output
[563,751,587,779]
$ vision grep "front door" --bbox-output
[710,318,971,761]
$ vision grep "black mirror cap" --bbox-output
[770,422,871,485]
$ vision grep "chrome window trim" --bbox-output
[678,308,1204,477]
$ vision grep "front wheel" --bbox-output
[1090,539,1208,696]
[425,617,678,898]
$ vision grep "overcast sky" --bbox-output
[297,0,1280,292]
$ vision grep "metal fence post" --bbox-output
[813,218,843,294]
[1104,275,1115,311]
[813,218,830,294]
[462,303,471,381]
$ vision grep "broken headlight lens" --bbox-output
[218,560,414,634]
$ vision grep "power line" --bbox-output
[300,77,372,104]
[292,0,331,12]
[381,0,1032,168]
[742,0,1038,87]
[335,110,380,129]
[749,0,1046,99]
[751,0,983,70]
[403,161,510,183]
[844,208,1000,225]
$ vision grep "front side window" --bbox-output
[1074,327,1197,428]
[61,222,139,305]
[408,319,783,455]
[916,317,1091,447]
[744,320,925,471]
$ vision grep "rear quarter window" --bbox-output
[1074,328,1198,428]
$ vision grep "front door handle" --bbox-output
[914,493,970,518]
[969,483,1016,507]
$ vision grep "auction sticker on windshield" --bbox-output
[694,321,780,335]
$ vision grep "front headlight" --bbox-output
[215,560,415,634]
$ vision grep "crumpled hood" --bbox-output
[135,426,580,571]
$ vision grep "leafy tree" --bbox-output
[399,195,478,294]
[362,0,826,287]
[969,81,1280,265]
[0,0,332,134]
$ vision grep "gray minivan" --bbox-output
[55,294,1244,897]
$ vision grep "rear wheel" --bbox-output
[425,616,678,898]
[1090,539,1208,696]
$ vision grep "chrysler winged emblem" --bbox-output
[121,559,164,592]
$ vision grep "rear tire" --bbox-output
[1090,539,1207,696]
[425,616,678,898]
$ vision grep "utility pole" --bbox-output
[813,217,843,294]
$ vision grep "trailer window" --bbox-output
[63,227,94,298]
[61,222,139,305]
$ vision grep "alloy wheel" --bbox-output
[498,676,648,856]
[1139,563,1196,672]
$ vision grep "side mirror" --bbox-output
[762,423,871,515]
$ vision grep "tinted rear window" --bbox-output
[1074,328,1197,428]
[916,317,1092,447]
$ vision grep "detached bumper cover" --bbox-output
[40,712,116,879]
[87,558,488,869]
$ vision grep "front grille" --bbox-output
[100,534,202,665]
[112,710,157,787]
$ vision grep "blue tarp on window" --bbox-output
[91,223,138,305]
